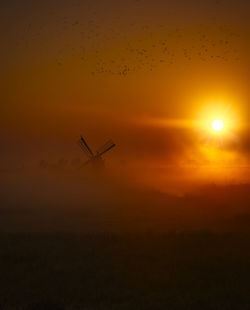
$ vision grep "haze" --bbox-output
[0,0,250,232]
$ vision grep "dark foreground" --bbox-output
[1,232,250,310]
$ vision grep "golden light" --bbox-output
[196,100,240,136]
[212,119,224,131]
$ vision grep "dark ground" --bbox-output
[1,232,250,310]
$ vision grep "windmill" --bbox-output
[77,136,116,169]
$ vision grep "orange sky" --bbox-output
[1,0,250,192]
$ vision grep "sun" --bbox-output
[211,119,224,131]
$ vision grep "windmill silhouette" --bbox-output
[77,136,115,169]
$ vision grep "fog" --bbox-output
[1,163,250,234]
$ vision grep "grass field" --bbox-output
[1,232,250,309]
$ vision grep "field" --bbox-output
[1,232,250,309]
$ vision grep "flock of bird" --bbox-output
[13,0,241,77]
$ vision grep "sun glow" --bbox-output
[212,119,224,131]
[196,100,239,136]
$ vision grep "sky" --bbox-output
[0,0,250,194]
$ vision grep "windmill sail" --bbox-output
[96,140,116,156]
[80,136,94,156]
[77,140,92,158]
[77,136,94,158]
[78,136,115,169]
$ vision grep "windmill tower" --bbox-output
[77,136,115,169]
